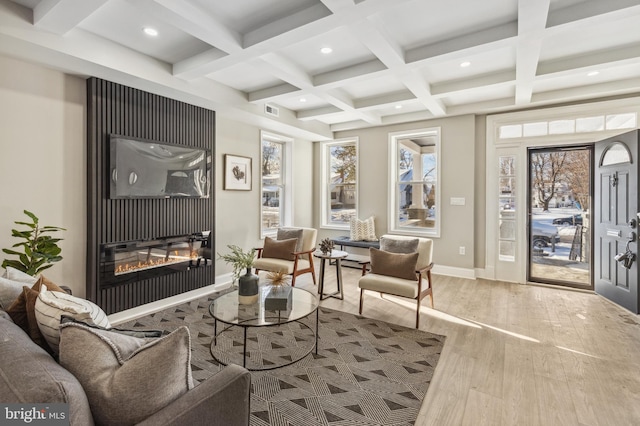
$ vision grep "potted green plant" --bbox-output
[217,245,258,304]
[2,210,66,276]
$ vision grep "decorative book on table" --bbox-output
[265,286,292,311]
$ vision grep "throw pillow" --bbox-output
[35,284,111,354]
[262,236,298,261]
[59,321,194,425]
[0,276,25,310]
[277,228,304,253]
[4,266,39,284]
[380,237,419,254]
[350,216,377,241]
[0,266,38,309]
[370,248,419,281]
[6,275,66,351]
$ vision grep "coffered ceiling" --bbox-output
[2,0,640,140]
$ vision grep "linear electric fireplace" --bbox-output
[100,231,211,288]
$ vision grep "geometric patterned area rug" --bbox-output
[119,293,446,426]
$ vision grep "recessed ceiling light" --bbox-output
[587,71,599,77]
[300,97,307,103]
[460,61,471,68]
[143,27,158,37]
[320,47,333,54]
[395,104,403,109]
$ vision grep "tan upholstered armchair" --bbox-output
[253,227,318,287]
[358,234,434,328]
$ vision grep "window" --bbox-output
[321,139,358,228]
[499,156,516,261]
[388,128,440,237]
[498,112,637,140]
[261,131,292,237]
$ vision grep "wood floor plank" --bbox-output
[461,389,503,426]
[288,261,640,426]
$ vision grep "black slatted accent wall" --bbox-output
[86,78,215,314]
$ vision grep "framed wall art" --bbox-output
[224,154,252,190]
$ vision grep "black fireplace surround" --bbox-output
[99,231,211,288]
[87,78,215,313]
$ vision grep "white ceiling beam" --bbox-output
[330,119,370,132]
[248,83,301,103]
[547,0,640,27]
[401,71,447,116]
[405,22,517,64]
[145,0,242,54]
[532,77,640,104]
[297,105,343,121]
[380,111,435,126]
[174,0,412,79]
[446,97,517,116]
[243,3,332,48]
[350,16,404,68]
[248,58,388,105]
[515,0,550,105]
[537,43,640,76]
[313,59,387,87]
[431,70,516,96]
[173,9,340,79]
[257,52,381,124]
[173,49,228,78]
[33,0,107,35]
[354,90,416,110]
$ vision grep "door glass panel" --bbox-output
[499,156,516,261]
[528,147,592,288]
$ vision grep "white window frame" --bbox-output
[388,127,441,238]
[260,131,293,238]
[320,138,359,230]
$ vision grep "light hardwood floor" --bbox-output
[288,263,640,426]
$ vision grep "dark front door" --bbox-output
[594,130,639,313]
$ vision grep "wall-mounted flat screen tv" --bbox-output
[109,135,211,199]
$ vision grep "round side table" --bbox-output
[313,250,348,300]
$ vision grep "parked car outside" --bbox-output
[552,214,583,226]
[532,221,560,249]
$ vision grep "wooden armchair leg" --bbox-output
[427,270,434,308]
[309,254,317,286]
[291,274,297,287]
[415,299,421,329]
[359,289,364,315]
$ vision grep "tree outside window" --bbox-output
[261,140,284,236]
[322,140,358,228]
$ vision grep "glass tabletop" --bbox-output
[209,284,319,326]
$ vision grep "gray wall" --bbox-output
[316,115,479,272]
[0,55,86,295]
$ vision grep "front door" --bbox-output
[594,130,639,313]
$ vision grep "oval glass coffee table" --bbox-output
[209,285,319,371]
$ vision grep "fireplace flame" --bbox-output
[114,250,201,275]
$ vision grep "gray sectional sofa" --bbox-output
[0,309,251,426]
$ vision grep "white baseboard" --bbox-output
[432,264,476,280]
[108,273,234,325]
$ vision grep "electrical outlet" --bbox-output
[459,246,465,255]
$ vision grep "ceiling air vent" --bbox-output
[265,104,279,117]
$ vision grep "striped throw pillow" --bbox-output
[35,284,110,354]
